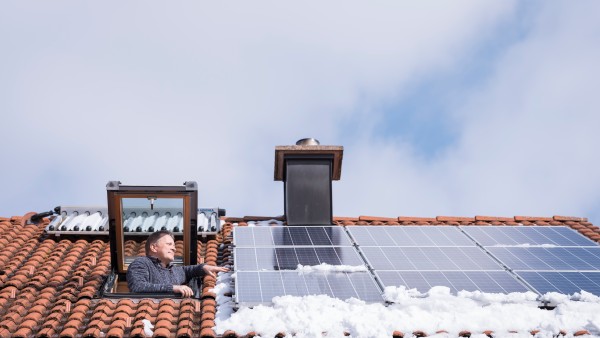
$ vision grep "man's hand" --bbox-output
[203,265,230,278]
[173,285,194,298]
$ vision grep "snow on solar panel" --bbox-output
[234,247,364,271]
[360,246,503,271]
[235,271,383,305]
[515,272,600,296]
[233,226,352,247]
[376,271,530,293]
[233,225,600,300]
[487,247,600,271]
[461,226,597,247]
[347,226,475,246]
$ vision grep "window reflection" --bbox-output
[121,197,185,266]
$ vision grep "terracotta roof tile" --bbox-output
[475,216,514,222]
[514,216,554,222]
[12,327,33,338]
[358,215,398,222]
[83,327,103,338]
[222,330,238,337]
[36,326,56,338]
[177,326,194,338]
[199,327,216,338]
[106,326,124,338]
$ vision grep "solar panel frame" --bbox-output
[233,226,353,247]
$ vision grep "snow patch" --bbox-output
[246,219,284,227]
[215,285,600,338]
[296,263,368,273]
[492,243,557,248]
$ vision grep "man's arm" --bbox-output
[181,264,230,281]
[182,263,206,281]
[127,259,174,293]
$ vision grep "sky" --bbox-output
[1,1,599,225]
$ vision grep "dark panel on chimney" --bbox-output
[285,158,332,225]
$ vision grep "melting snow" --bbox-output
[296,263,368,273]
[246,219,285,227]
[491,243,558,248]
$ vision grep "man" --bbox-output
[127,230,229,297]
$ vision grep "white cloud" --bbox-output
[2,1,598,224]
[335,1,600,222]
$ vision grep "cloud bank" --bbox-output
[1,1,598,225]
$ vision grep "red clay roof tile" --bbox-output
[358,215,398,222]
[514,216,554,222]
[437,216,475,222]
[12,327,33,338]
[475,216,514,222]
[106,327,124,338]
[397,216,437,222]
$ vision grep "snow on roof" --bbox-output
[1,214,599,337]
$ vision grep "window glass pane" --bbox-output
[121,197,184,266]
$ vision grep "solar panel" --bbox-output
[487,247,600,271]
[461,226,597,247]
[376,271,530,294]
[233,225,600,300]
[347,226,475,246]
[360,246,504,271]
[235,271,383,305]
[465,227,600,295]
[348,226,531,294]
[234,247,365,271]
[233,226,352,247]
[516,272,600,296]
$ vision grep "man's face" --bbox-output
[150,234,176,265]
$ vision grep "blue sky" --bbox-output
[1,1,599,225]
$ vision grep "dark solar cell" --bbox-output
[461,226,598,247]
[235,271,383,304]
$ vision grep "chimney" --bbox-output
[274,138,343,225]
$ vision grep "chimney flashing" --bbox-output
[274,145,343,181]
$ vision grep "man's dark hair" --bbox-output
[145,230,174,255]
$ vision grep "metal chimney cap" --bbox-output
[296,138,320,146]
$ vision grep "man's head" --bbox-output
[145,230,175,266]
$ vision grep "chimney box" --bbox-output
[274,140,343,225]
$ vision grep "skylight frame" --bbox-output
[106,182,199,274]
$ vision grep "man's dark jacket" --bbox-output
[127,256,205,293]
